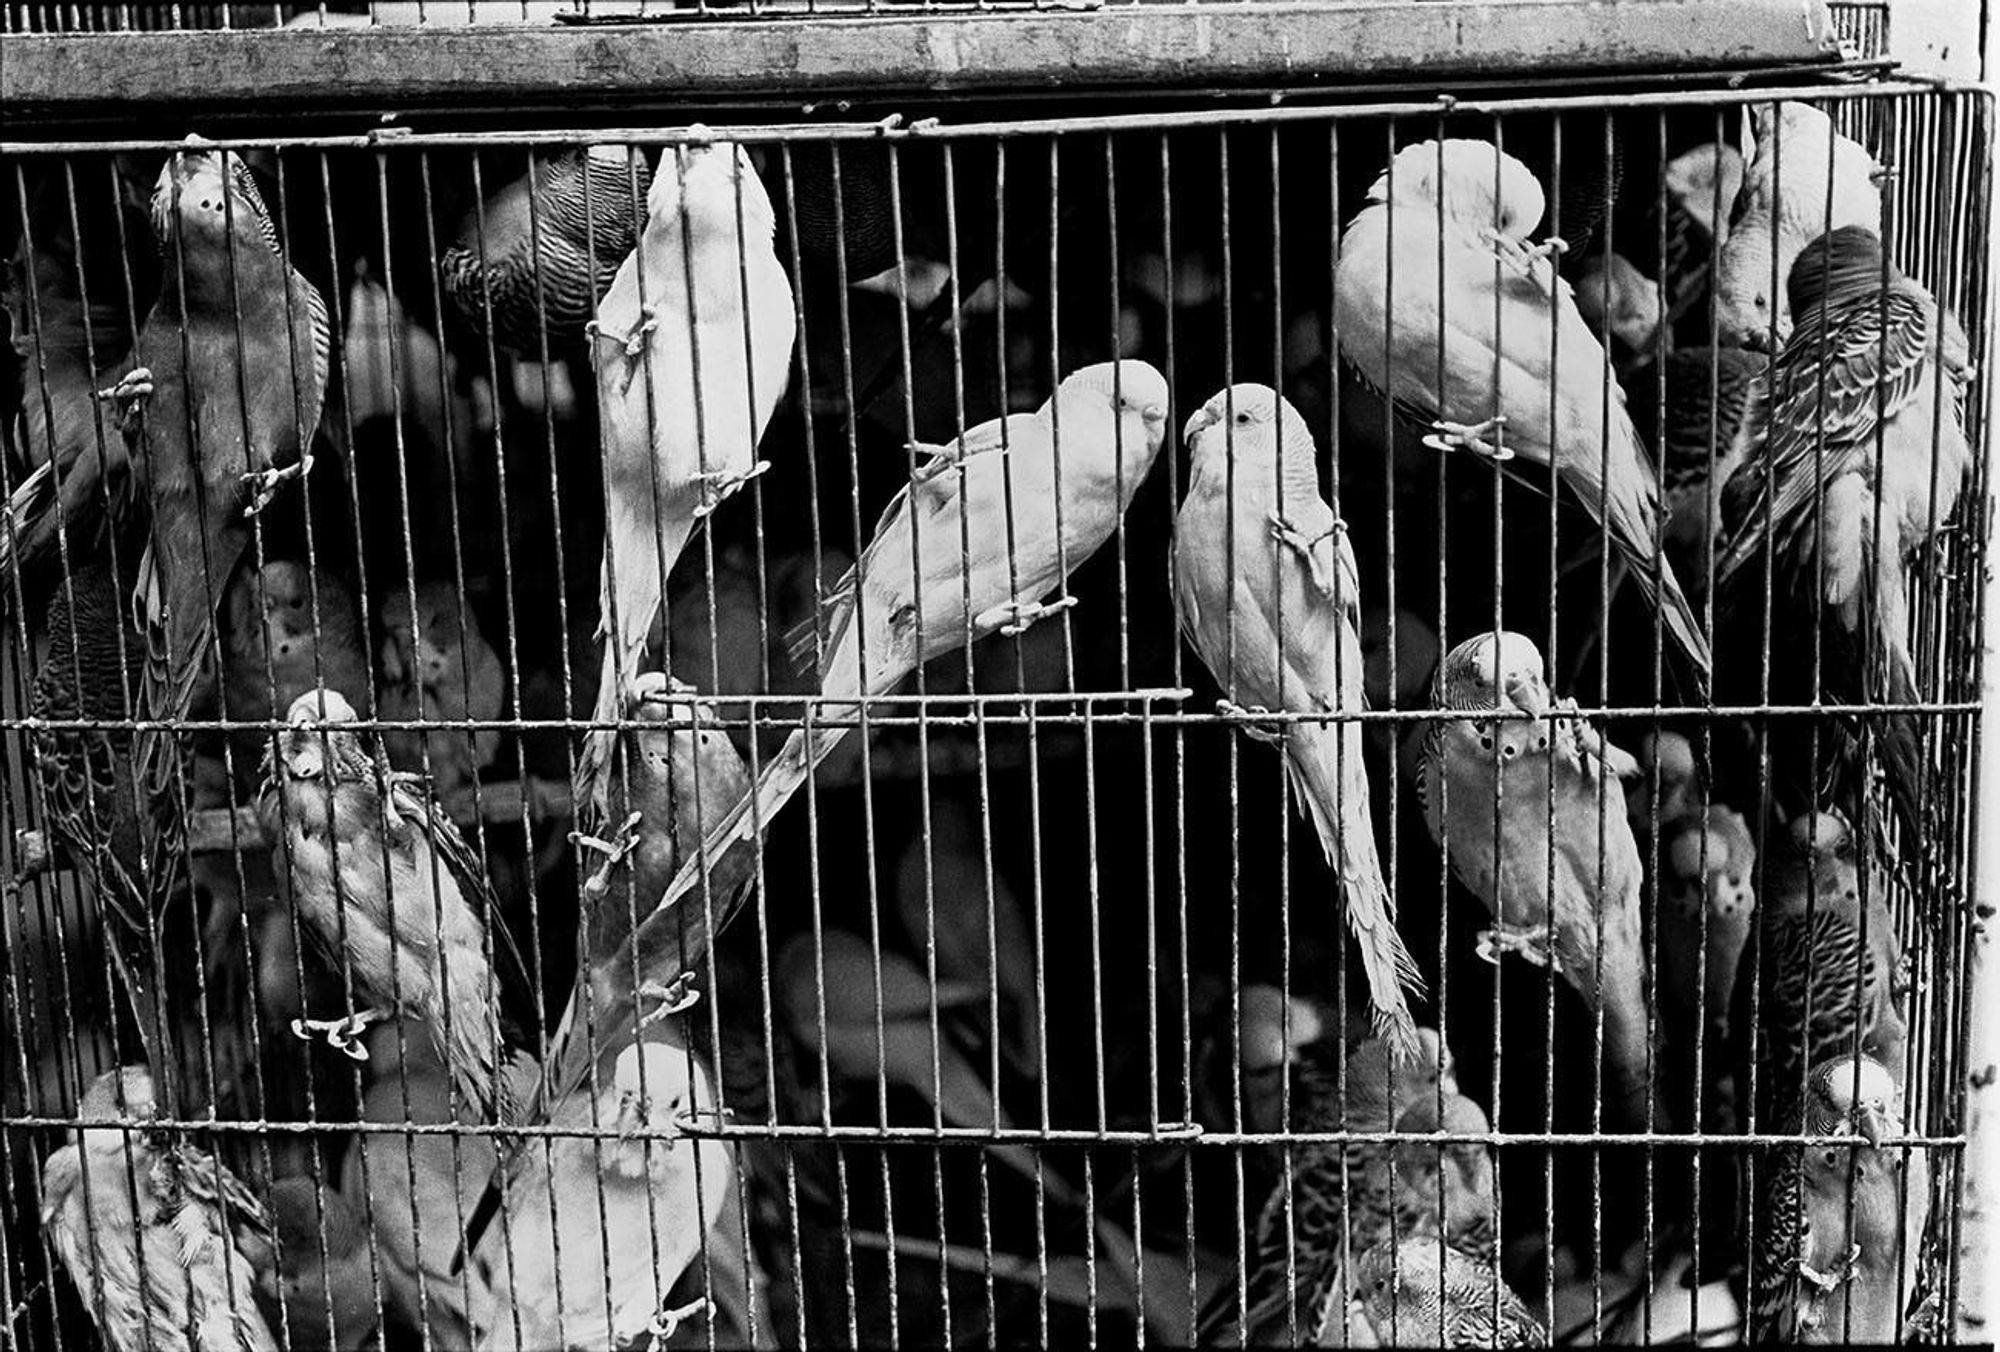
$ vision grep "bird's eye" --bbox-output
[1823,1149,1840,1167]
[1235,411,1252,425]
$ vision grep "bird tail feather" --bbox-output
[1285,734,1423,1059]
[0,461,55,587]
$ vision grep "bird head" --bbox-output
[1786,808,1853,865]
[78,1065,159,1124]
[379,581,467,690]
[1813,1054,1898,1147]
[1573,251,1664,355]
[151,134,280,264]
[1180,381,1318,471]
[651,132,775,242]
[1366,139,1546,240]
[1662,141,1745,233]
[275,687,365,782]
[1787,224,1891,320]
[1436,631,1550,722]
[1239,984,1325,1075]
[226,561,321,668]
[1055,358,1170,447]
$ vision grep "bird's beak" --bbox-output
[1503,672,1547,721]
[1143,404,1168,430]
[1857,1104,1886,1147]
[1183,405,1219,445]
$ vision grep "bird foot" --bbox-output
[1267,512,1342,595]
[241,454,314,518]
[1423,415,1512,463]
[586,304,661,361]
[641,1297,714,1347]
[690,459,771,519]
[637,973,702,1028]
[1475,923,1555,967]
[977,594,1077,637]
[290,1008,390,1060]
[910,438,999,485]
[1481,226,1567,271]
[95,367,155,436]
[571,811,644,902]
[1797,1242,1863,1294]
[1216,699,1285,745]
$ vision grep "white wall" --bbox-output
[1886,0,1987,78]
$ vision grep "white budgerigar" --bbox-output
[575,130,797,831]
[1173,384,1422,1054]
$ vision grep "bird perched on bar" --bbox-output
[649,359,1170,932]
[1714,102,1882,349]
[1717,226,1973,851]
[1354,1235,1547,1347]
[1333,139,1711,687]
[440,144,651,357]
[29,559,182,1082]
[257,686,539,1121]
[99,137,330,799]
[467,1027,732,1352]
[1419,630,1652,1132]
[1173,384,1423,1055]
[220,560,370,793]
[1193,982,1327,1136]
[1654,345,1765,600]
[376,578,505,816]
[260,1178,380,1352]
[1747,1053,1924,1343]
[41,1065,280,1352]
[1734,810,1907,1135]
[1216,1025,1456,1346]
[573,131,797,834]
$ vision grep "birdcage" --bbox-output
[2,2,1997,1347]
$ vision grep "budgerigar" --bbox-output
[258,687,539,1120]
[1173,383,1422,1053]
[220,560,370,793]
[1735,810,1907,1134]
[1658,141,1745,324]
[467,1031,733,1352]
[108,137,330,797]
[1333,138,1710,686]
[574,132,798,831]
[1220,1026,1456,1346]
[1573,250,1663,359]
[1718,226,1973,849]
[29,560,181,1076]
[376,578,505,815]
[1354,1235,1547,1348]
[1714,102,1882,349]
[1625,727,1700,845]
[1748,1054,1925,1343]
[41,1066,279,1352]
[1656,345,1764,597]
[1393,1090,1501,1265]
[440,144,652,356]
[261,1178,381,1352]
[649,360,1169,930]
[1419,630,1652,1130]
[1658,804,1758,1049]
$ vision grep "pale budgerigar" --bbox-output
[41,1066,279,1352]
[1354,1234,1547,1347]
[1333,138,1710,686]
[1419,630,1652,1131]
[574,131,798,832]
[646,360,1169,938]
[1173,383,1422,1054]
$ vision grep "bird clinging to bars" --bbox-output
[1172,383,1423,1056]
[1714,101,1882,350]
[646,359,1170,940]
[257,687,539,1121]
[573,129,797,834]
[1419,630,1653,1132]
[439,143,652,357]
[29,560,183,1081]
[1333,138,1711,689]
[104,136,329,798]
[1717,225,1974,852]
[1747,1053,1925,1343]
[41,1065,280,1352]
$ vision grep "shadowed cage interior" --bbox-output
[0,74,1992,1352]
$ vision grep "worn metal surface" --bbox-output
[1,0,1840,111]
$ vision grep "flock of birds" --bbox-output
[0,87,1978,1352]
